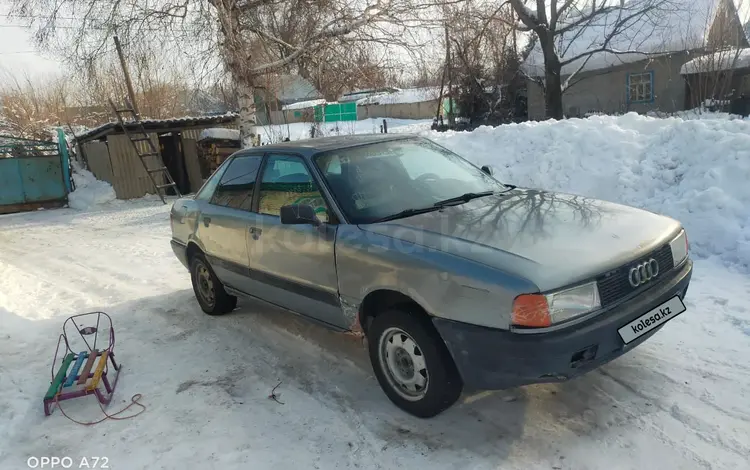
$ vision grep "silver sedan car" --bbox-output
[170,134,693,418]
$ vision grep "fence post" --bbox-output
[57,128,73,194]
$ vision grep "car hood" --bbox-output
[358,188,682,291]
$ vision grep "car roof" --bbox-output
[232,133,420,158]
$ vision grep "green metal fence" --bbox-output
[313,102,357,122]
[0,132,71,214]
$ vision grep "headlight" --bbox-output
[669,229,689,266]
[511,281,601,328]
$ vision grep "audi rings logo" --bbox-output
[628,258,659,287]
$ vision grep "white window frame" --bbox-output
[628,71,654,104]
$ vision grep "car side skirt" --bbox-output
[206,255,340,307]
[203,254,348,331]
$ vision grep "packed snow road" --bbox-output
[1,200,749,470]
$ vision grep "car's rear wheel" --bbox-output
[190,253,237,315]
[367,308,463,418]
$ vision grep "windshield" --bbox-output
[313,137,508,224]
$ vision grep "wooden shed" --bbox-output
[75,114,238,199]
[196,127,242,176]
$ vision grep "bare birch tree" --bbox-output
[10,0,419,147]
[510,0,674,119]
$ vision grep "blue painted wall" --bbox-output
[0,159,25,205]
[19,157,67,202]
[0,139,68,211]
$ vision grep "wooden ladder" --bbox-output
[108,99,181,204]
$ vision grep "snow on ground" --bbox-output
[1,112,749,470]
[422,112,750,272]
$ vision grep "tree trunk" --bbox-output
[212,1,257,147]
[235,76,258,148]
[544,66,564,120]
[540,34,564,120]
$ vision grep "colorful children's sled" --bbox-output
[43,312,122,416]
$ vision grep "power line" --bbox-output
[0,22,202,33]
[5,14,103,21]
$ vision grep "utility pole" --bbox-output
[113,35,140,118]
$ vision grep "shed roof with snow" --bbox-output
[75,113,238,143]
[522,0,750,77]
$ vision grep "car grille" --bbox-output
[597,244,675,307]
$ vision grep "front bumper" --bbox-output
[433,258,693,391]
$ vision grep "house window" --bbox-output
[628,71,654,103]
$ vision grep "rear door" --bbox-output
[247,153,346,328]
[196,154,263,293]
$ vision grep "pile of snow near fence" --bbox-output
[423,112,750,271]
[67,163,116,210]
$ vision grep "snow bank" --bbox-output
[67,165,116,210]
[423,112,750,271]
[198,127,240,142]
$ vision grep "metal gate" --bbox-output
[0,133,71,215]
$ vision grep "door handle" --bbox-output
[249,226,262,239]
[203,216,211,227]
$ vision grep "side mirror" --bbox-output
[481,165,494,176]
[280,204,320,226]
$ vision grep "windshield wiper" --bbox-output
[433,191,495,207]
[371,191,499,223]
[371,206,443,223]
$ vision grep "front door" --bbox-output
[248,153,345,328]
[196,154,263,293]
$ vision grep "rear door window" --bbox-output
[208,155,263,212]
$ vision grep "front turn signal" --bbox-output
[512,294,552,327]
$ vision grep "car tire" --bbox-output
[190,253,237,315]
[367,308,463,418]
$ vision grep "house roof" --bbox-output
[680,47,750,73]
[338,88,400,102]
[256,74,323,104]
[354,87,442,105]
[281,98,327,111]
[522,0,750,77]
[75,113,238,143]
[178,89,229,115]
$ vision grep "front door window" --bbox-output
[258,154,329,223]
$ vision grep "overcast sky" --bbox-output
[0,5,63,85]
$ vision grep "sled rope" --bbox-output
[54,393,146,426]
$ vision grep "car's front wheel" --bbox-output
[190,253,237,315]
[367,308,463,418]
